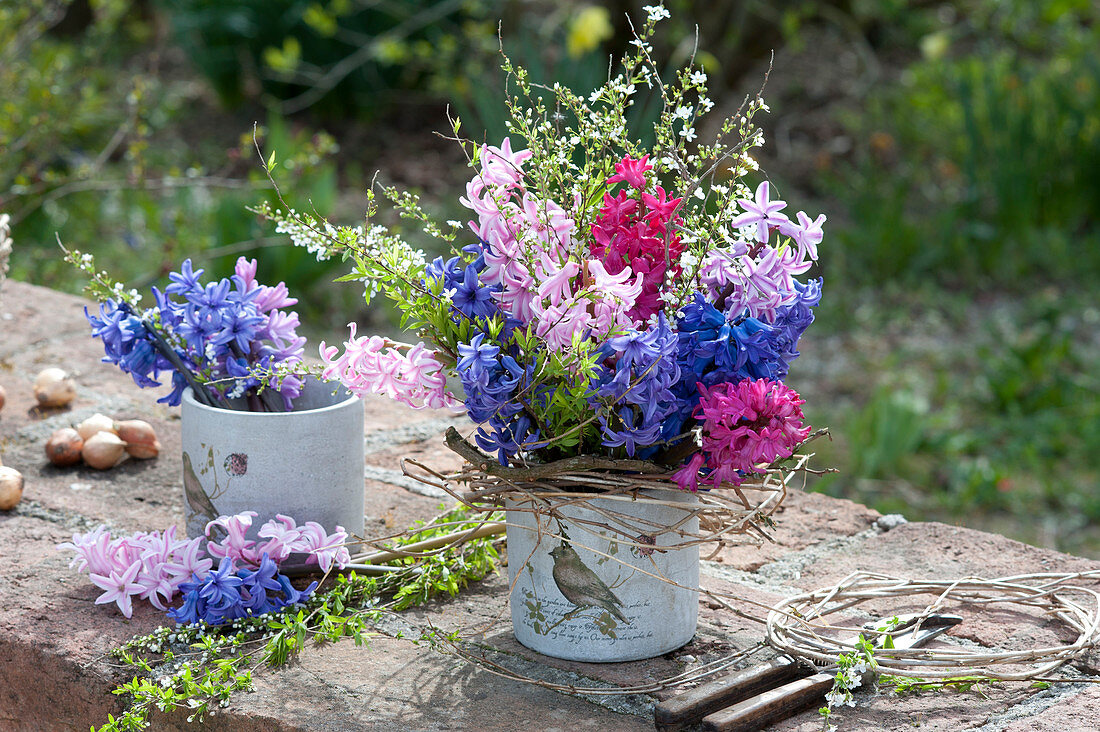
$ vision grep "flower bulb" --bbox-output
[116,420,160,459]
[0,466,24,510]
[34,368,76,408]
[46,428,84,467]
[77,412,116,441]
[82,431,126,470]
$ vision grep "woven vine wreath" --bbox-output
[765,570,1100,683]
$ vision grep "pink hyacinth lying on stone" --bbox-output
[58,513,350,617]
[206,512,351,574]
[57,525,211,617]
[675,378,812,491]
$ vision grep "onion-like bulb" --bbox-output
[116,420,160,460]
[82,431,126,470]
[34,368,76,408]
[0,465,24,510]
[46,427,84,467]
[77,413,116,441]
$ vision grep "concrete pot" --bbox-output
[180,378,364,539]
[506,488,699,662]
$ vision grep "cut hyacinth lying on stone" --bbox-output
[58,512,349,620]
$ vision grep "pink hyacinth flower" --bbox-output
[294,521,351,574]
[730,181,789,244]
[319,324,462,411]
[778,211,826,264]
[671,453,706,493]
[255,514,303,563]
[692,378,811,488]
[607,154,653,190]
[459,141,574,326]
[89,560,144,618]
[206,511,260,565]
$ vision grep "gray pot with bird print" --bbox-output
[181,378,364,540]
[506,488,699,662]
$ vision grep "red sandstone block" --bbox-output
[711,489,881,571]
[1001,685,1100,731]
[0,281,91,355]
[211,635,655,731]
[778,685,1030,731]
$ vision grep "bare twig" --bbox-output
[766,570,1100,683]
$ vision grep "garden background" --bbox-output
[3,0,1097,554]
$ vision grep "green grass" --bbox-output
[825,3,1100,288]
[803,287,1100,556]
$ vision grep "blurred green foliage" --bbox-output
[159,0,495,115]
[156,0,657,141]
[808,287,1100,555]
[1,1,355,321]
[1,0,155,217]
[827,0,1100,286]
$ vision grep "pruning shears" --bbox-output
[655,613,963,732]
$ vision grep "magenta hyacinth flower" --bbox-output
[607,154,653,189]
[674,378,811,490]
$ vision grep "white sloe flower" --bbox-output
[643,4,670,22]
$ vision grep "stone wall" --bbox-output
[2,280,1098,731]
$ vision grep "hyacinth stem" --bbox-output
[262,390,283,412]
[279,524,506,577]
[356,521,505,564]
[141,317,227,409]
[654,430,700,467]
[280,562,412,577]
[229,342,285,412]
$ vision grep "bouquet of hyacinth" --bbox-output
[65,249,306,412]
[265,5,823,494]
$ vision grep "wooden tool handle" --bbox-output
[700,671,834,732]
[654,658,806,730]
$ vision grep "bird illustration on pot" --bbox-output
[549,541,630,624]
[182,451,220,524]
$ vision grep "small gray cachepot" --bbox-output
[506,488,699,662]
[180,378,364,540]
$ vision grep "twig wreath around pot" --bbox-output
[261,4,829,661]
